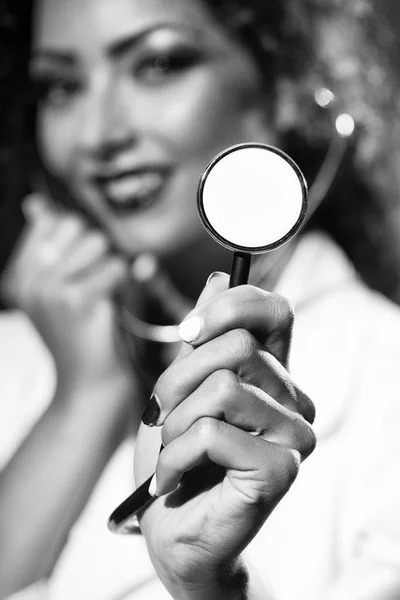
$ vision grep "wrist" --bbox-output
[56,360,134,394]
[52,371,134,430]
[55,363,135,403]
[43,390,132,466]
[165,558,249,600]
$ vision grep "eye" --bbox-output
[134,48,201,84]
[33,75,82,110]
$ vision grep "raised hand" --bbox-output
[0,195,141,595]
[2,194,131,395]
[134,272,316,599]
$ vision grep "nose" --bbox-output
[77,75,135,161]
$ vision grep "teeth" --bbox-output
[103,173,164,204]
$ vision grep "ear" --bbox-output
[239,97,279,146]
[241,77,305,144]
[274,77,301,133]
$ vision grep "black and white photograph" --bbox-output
[1,1,400,598]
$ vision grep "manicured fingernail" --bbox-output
[141,393,161,426]
[206,271,225,286]
[178,316,202,343]
[148,473,158,497]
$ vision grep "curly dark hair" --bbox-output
[1,0,400,300]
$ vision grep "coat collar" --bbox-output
[275,232,368,439]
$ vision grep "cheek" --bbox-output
[36,110,74,176]
[156,72,265,158]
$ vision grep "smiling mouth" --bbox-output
[94,169,171,213]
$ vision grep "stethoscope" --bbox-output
[109,87,356,534]
[119,87,356,344]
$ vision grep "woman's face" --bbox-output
[32,0,275,259]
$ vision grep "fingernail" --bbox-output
[131,254,158,282]
[21,200,31,220]
[148,473,158,497]
[206,271,226,286]
[21,195,41,220]
[141,393,161,427]
[178,316,202,343]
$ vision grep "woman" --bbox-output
[0,0,400,599]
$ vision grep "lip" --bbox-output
[92,166,173,214]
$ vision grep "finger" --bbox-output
[20,216,85,285]
[197,271,230,305]
[174,271,230,362]
[150,416,300,501]
[2,197,85,307]
[41,215,85,257]
[162,369,316,460]
[145,329,314,426]
[177,286,294,367]
[48,257,128,314]
[22,194,56,231]
[0,214,58,307]
[62,230,110,275]
[134,274,230,484]
[79,255,129,297]
[18,202,85,276]
[7,194,59,276]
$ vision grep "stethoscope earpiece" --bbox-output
[108,91,357,535]
[309,86,357,215]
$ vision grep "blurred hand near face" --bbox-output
[134,273,316,599]
[1,193,131,397]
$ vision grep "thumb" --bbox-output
[134,271,229,485]
[195,271,229,306]
[174,271,229,361]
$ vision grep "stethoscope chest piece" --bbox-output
[197,142,308,286]
[108,142,308,533]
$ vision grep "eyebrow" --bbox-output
[31,22,203,65]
